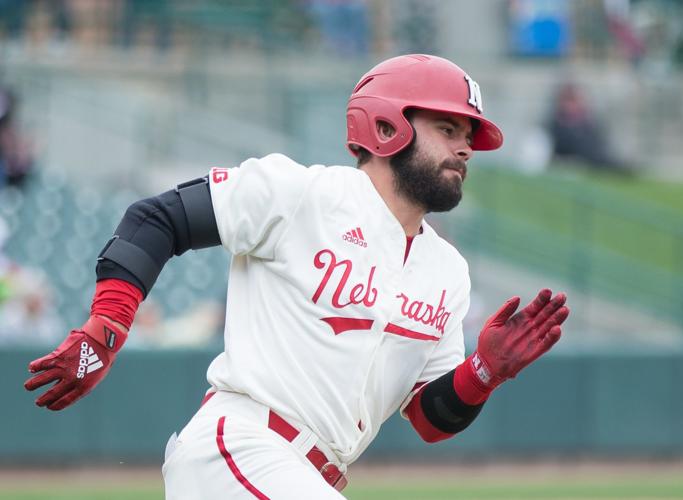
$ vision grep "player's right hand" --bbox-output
[24,316,127,411]
[472,289,569,389]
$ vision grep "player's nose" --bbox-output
[453,142,473,162]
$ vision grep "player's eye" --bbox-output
[441,126,454,136]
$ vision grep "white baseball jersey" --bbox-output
[206,153,470,465]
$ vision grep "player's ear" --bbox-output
[376,120,396,140]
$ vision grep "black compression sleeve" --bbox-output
[95,177,220,297]
[420,368,485,435]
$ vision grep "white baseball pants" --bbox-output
[162,390,346,500]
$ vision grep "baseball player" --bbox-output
[24,54,569,499]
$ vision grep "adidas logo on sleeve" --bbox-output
[342,227,368,248]
[76,341,104,379]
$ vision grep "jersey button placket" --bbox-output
[354,231,403,450]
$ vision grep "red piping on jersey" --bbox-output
[384,322,440,342]
[216,416,270,500]
[91,278,143,329]
[404,235,415,264]
[321,317,374,335]
[200,390,217,408]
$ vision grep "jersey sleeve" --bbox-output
[399,266,471,419]
[208,154,313,259]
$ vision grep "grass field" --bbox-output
[2,462,682,499]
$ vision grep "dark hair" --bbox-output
[355,146,372,167]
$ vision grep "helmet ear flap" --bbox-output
[346,96,413,157]
[346,108,370,157]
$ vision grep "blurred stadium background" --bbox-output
[1,0,682,498]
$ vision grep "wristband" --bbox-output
[453,352,496,406]
[91,278,143,328]
[82,315,128,353]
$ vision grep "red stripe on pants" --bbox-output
[215,416,270,499]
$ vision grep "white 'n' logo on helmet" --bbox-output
[464,74,483,113]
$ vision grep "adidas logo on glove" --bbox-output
[76,341,104,379]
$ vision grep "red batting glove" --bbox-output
[24,316,127,411]
[454,289,569,405]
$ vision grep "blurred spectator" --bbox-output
[0,0,25,41]
[306,0,369,55]
[119,0,172,52]
[0,86,34,188]
[0,0,72,45]
[508,0,572,57]
[546,81,627,172]
[675,33,683,68]
[0,216,63,346]
[604,0,646,66]
[393,0,438,54]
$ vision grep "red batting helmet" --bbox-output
[346,54,503,157]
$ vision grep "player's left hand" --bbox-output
[472,289,569,389]
[24,315,127,411]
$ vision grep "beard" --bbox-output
[389,140,465,213]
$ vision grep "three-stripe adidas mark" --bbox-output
[76,341,104,379]
[342,227,367,248]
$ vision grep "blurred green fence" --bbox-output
[3,347,683,463]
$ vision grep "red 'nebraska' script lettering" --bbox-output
[395,289,451,335]
[312,249,378,308]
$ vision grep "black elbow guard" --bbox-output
[96,176,221,297]
[420,369,485,435]
[175,177,221,250]
[97,235,162,295]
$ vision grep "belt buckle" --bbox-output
[320,462,348,492]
